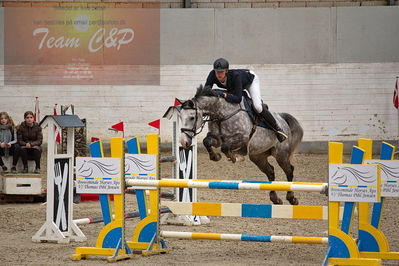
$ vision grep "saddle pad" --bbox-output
[242,96,273,130]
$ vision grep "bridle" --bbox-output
[180,99,208,138]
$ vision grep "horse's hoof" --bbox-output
[235,155,245,162]
[289,198,299,205]
[271,198,283,205]
[210,153,221,161]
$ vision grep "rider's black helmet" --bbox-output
[213,58,229,72]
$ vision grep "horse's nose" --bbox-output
[180,139,191,149]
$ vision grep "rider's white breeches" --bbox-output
[248,71,263,113]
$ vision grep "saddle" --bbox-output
[242,94,274,131]
[210,88,273,131]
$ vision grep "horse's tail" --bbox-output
[280,113,304,155]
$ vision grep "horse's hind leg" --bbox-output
[249,152,283,205]
[276,154,298,205]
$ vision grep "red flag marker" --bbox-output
[34,97,40,122]
[393,78,398,109]
[91,137,100,143]
[148,119,161,135]
[53,104,61,144]
[174,98,182,107]
[111,122,124,132]
[110,122,124,137]
[148,119,160,129]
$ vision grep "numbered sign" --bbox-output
[365,160,399,197]
[329,164,380,202]
[76,157,121,194]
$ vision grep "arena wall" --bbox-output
[0,6,398,147]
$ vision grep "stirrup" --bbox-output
[276,131,288,143]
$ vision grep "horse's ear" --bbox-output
[186,99,195,108]
[163,106,175,119]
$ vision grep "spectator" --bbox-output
[0,112,20,173]
[17,111,42,174]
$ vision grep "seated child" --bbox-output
[0,112,20,173]
[17,111,42,174]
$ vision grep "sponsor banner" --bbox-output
[76,157,121,194]
[365,160,399,197]
[329,164,380,203]
[125,153,157,189]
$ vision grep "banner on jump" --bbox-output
[328,164,380,203]
[75,157,121,194]
[364,160,399,197]
[125,153,157,190]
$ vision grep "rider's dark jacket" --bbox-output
[205,69,255,104]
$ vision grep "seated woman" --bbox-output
[17,111,43,174]
[0,112,20,173]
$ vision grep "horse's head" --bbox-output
[178,84,224,148]
[179,98,205,148]
[163,84,221,149]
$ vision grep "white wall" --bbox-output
[1,62,398,144]
[1,7,398,147]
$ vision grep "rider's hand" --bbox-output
[213,89,225,98]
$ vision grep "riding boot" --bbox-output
[259,107,288,143]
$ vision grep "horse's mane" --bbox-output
[195,84,218,98]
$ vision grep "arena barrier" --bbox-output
[71,134,387,264]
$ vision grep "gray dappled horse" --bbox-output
[173,85,304,205]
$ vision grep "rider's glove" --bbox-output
[213,89,225,98]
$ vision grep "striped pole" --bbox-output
[163,202,347,220]
[164,178,327,186]
[160,231,328,244]
[73,207,171,225]
[125,179,327,193]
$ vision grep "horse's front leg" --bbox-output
[221,134,246,163]
[203,133,222,161]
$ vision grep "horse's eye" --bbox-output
[189,117,195,121]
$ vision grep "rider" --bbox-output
[204,58,288,142]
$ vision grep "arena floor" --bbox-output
[1,151,399,265]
